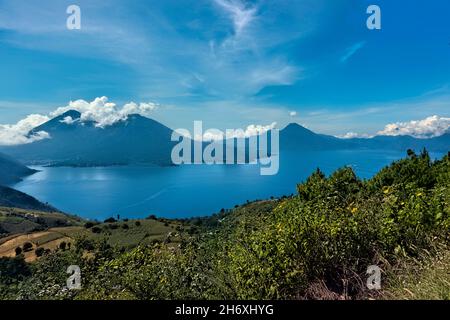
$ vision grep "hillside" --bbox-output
[348,132,450,152]
[280,123,351,150]
[0,186,58,212]
[0,206,79,237]
[0,213,189,263]
[0,152,37,185]
[280,123,450,152]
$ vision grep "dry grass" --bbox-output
[0,230,76,262]
[380,245,450,300]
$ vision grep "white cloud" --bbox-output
[214,0,257,36]
[0,97,159,145]
[289,111,297,117]
[336,132,372,139]
[51,97,159,128]
[377,115,450,138]
[249,64,298,91]
[0,114,50,146]
[122,102,158,115]
[207,0,302,95]
[239,122,277,137]
[60,116,77,125]
[335,115,450,139]
[198,122,277,141]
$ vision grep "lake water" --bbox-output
[13,150,444,220]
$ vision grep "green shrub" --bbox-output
[219,152,449,299]
[35,247,45,257]
[91,226,102,234]
[15,247,22,256]
[84,222,95,229]
[23,242,33,252]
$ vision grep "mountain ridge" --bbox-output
[0,152,37,185]
[2,111,177,166]
[0,185,58,212]
[0,113,448,167]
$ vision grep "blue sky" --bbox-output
[0,0,449,139]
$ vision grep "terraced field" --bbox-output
[0,208,189,262]
[0,229,76,262]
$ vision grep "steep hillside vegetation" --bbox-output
[0,186,58,212]
[0,152,36,185]
[0,206,80,237]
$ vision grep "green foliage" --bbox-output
[15,247,22,256]
[59,242,67,251]
[35,247,45,257]
[84,222,95,229]
[23,242,33,252]
[77,242,215,300]
[0,256,31,285]
[219,151,449,299]
[91,226,102,234]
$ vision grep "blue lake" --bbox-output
[13,150,444,220]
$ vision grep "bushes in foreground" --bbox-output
[220,151,449,299]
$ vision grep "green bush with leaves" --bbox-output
[219,151,449,299]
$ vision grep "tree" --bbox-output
[23,242,33,252]
[59,242,67,251]
[109,224,119,230]
[407,149,416,158]
[35,247,45,257]
[75,236,95,252]
[0,256,31,283]
[15,247,22,256]
[84,222,95,229]
[91,226,102,234]
[135,221,141,227]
